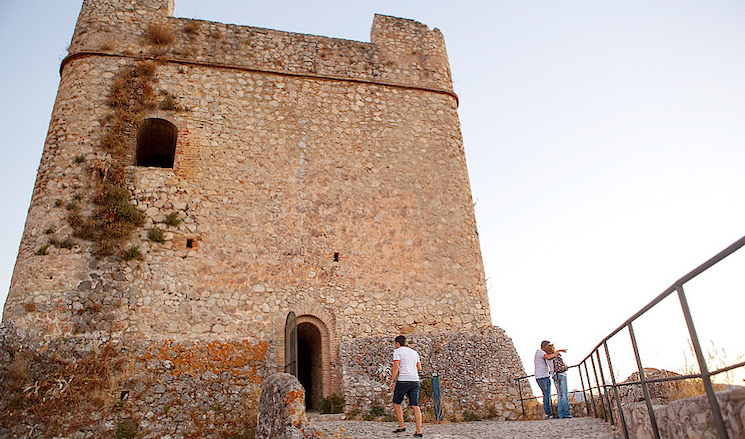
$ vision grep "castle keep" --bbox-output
[1,1,527,436]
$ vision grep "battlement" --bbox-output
[66,0,454,96]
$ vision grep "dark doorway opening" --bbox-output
[297,321,323,410]
[136,118,177,168]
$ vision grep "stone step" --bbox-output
[307,412,346,422]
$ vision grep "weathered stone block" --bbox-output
[256,373,324,439]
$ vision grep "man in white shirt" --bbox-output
[535,340,561,419]
[389,335,423,437]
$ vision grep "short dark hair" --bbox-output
[395,335,407,346]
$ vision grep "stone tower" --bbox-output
[2,1,526,429]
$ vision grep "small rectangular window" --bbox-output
[186,238,194,248]
[333,252,339,262]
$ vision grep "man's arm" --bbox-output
[543,349,566,360]
[390,360,400,390]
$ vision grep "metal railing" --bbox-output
[515,234,745,439]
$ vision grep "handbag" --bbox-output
[553,355,568,373]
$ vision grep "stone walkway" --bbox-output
[316,418,617,439]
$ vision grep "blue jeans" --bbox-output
[553,372,570,418]
[536,377,552,416]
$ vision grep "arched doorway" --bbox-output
[297,321,323,410]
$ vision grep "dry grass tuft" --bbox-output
[99,38,116,51]
[668,378,727,402]
[145,22,175,46]
[182,20,200,36]
[0,343,135,437]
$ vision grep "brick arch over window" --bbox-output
[136,117,177,168]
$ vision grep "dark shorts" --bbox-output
[392,381,420,406]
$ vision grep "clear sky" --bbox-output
[1,1,743,388]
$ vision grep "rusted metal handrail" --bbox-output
[514,234,745,439]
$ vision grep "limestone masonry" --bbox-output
[1,1,527,436]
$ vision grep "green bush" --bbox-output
[115,419,138,439]
[419,377,433,398]
[320,393,346,414]
[123,245,143,261]
[148,228,165,243]
[165,211,181,227]
[463,410,480,422]
[58,237,75,249]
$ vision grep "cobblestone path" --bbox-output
[316,418,617,439]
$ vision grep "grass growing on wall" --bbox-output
[1,339,270,438]
[67,60,157,256]
[0,343,134,437]
[63,21,183,257]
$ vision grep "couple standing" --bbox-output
[534,340,573,419]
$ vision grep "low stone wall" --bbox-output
[0,324,276,438]
[256,373,324,439]
[617,387,745,439]
[616,368,682,405]
[339,327,528,421]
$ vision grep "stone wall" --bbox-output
[339,327,529,421]
[617,387,745,439]
[616,368,682,405]
[0,324,276,438]
[3,0,512,409]
[5,0,489,344]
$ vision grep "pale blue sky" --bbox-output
[1,1,744,384]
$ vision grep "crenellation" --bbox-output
[66,2,454,96]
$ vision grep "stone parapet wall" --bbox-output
[0,324,276,439]
[617,387,745,439]
[616,368,682,405]
[339,327,529,421]
[66,0,453,94]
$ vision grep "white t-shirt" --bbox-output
[393,346,421,382]
[535,349,549,379]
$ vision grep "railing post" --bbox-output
[583,361,599,417]
[590,352,609,421]
[516,378,526,417]
[604,341,630,439]
[578,363,592,416]
[676,284,729,439]
[628,322,661,439]
[594,349,613,424]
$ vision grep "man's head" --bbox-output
[395,335,407,347]
[541,340,551,351]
